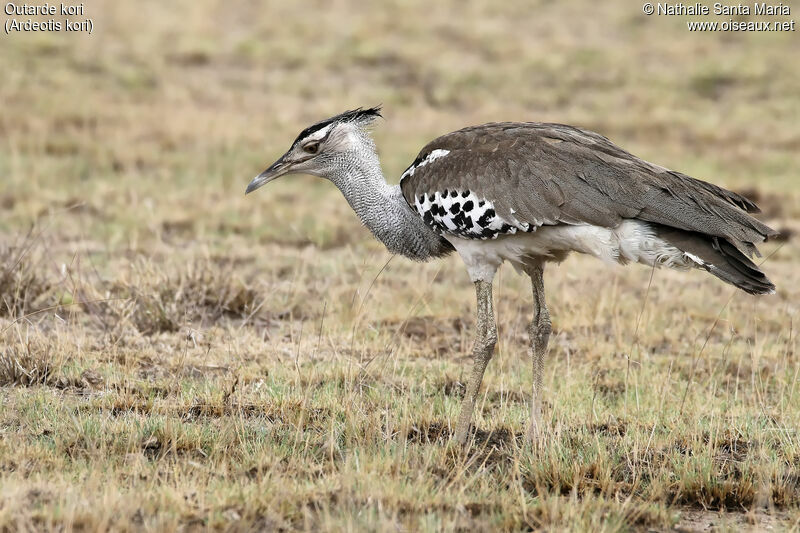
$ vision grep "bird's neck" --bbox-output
[329,151,452,261]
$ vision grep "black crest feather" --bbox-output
[293,106,382,146]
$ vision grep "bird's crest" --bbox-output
[292,106,382,146]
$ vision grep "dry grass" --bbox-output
[1,1,799,531]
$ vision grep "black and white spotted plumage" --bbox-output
[413,189,529,239]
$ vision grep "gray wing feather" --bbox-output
[400,122,777,251]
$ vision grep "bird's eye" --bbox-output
[303,142,320,154]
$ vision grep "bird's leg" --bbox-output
[453,280,497,445]
[525,264,551,442]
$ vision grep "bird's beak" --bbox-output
[245,156,292,194]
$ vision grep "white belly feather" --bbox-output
[445,220,695,282]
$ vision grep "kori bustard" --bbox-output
[246,107,776,444]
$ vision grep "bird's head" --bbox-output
[245,106,382,194]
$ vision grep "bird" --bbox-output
[246,107,777,445]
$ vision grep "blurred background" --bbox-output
[2,0,797,257]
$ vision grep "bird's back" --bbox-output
[399,122,777,294]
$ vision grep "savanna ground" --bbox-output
[1,1,799,531]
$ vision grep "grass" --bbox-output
[1,0,799,530]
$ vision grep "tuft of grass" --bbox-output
[0,337,60,387]
[0,239,52,319]
[86,258,265,336]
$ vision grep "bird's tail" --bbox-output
[654,226,776,295]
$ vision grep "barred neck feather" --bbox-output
[327,149,453,261]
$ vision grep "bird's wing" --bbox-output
[399,122,777,248]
